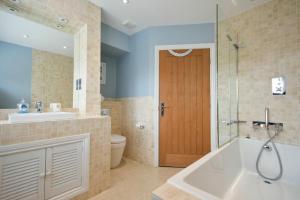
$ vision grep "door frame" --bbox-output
[154,43,217,167]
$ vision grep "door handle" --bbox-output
[159,102,169,117]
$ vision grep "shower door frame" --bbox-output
[153,43,218,167]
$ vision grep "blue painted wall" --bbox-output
[101,54,118,98]
[102,43,128,57]
[101,23,130,99]
[116,29,151,98]
[101,23,130,52]
[0,41,32,108]
[116,23,215,97]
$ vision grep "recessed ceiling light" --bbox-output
[23,34,30,38]
[7,6,18,12]
[63,46,67,49]
[56,24,64,29]
[58,17,69,24]
[123,0,129,4]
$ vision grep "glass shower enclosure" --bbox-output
[217,3,240,147]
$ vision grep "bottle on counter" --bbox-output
[17,98,29,113]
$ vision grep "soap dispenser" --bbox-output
[17,98,29,113]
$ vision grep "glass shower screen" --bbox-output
[217,3,239,147]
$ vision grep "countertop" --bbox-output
[0,113,108,125]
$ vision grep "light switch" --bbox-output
[272,77,286,95]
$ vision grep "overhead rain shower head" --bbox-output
[233,43,239,49]
[226,34,245,49]
[234,43,246,49]
[226,34,233,41]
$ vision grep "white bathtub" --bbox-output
[168,138,300,200]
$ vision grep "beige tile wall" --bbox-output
[0,115,111,199]
[120,96,155,166]
[101,97,155,166]
[219,0,300,145]
[101,99,122,134]
[31,49,73,108]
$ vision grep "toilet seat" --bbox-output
[111,134,126,144]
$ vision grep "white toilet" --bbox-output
[111,134,126,168]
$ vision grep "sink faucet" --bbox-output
[35,101,43,113]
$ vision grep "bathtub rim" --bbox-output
[167,137,300,200]
[167,138,238,200]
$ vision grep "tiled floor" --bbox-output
[89,159,182,200]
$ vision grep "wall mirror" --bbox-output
[0,10,75,109]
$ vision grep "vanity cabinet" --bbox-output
[0,134,90,200]
[45,142,83,199]
[0,149,46,200]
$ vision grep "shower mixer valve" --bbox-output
[252,121,283,132]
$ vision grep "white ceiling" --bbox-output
[90,0,271,35]
[0,11,74,57]
[218,0,271,20]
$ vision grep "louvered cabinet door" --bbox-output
[0,149,46,200]
[45,142,83,199]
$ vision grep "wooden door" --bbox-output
[159,49,211,167]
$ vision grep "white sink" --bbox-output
[8,112,77,123]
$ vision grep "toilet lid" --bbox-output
[111,134,126,144]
